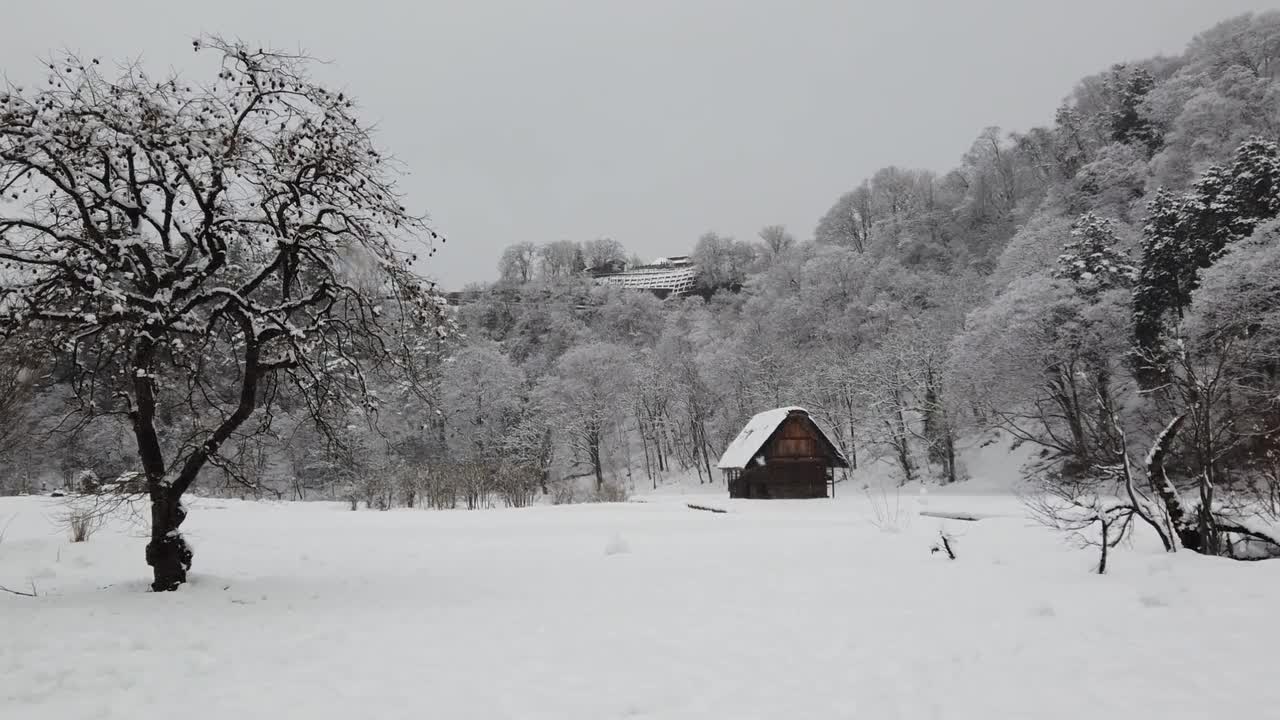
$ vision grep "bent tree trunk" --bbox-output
[1146,414,1199,550]
[1146,413,1280,556]
[147,487,192,591]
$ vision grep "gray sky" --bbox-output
[3,1,1276,288]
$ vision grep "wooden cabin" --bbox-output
[716,407,849,499]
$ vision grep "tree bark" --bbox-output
[943,430,957,484]
[1147,414,1198,549]
[890,392,915,484]
[136,319,263,590]
[146,487,192,591]
[588,427,603,492]
[129,344,196,592]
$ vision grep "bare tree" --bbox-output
[1031,396,1280,570]
[0,39,448,590]
[538,240,584,280]
[815,184,872,252]
[545,343,634,491]
[581,237,626,270]
[854,335,919,485]
[497,242,537,285]
[757,224,795,257]
[692,231,754,292]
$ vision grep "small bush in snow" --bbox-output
[593,482,629,503]
[64,504,103,543]
[863,484,911,533]
[341,484,360,511]
[551,481,578,506]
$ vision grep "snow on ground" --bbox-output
[3,490,1280,719]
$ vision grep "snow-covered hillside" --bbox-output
[3,491,1278,719]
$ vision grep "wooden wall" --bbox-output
[729,461,827,499]
[766,417,821,460]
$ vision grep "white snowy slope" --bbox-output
[3,492,1279,719]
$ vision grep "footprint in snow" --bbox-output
[1030,604,1056,618]
[1138,593,1169,609]
[604,534,630,556]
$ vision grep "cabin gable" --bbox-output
[765,416,822,461]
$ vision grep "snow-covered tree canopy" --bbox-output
[0,37,449,590]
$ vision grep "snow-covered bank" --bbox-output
[3,493,1279,719]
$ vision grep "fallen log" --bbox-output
[919,511,984,522]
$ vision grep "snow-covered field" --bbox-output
[3,489,1279,719]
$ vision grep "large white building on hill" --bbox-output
[594,256,699,298]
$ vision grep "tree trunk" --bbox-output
[845,412,858,470]
[1059,376,1089,467]
[589,428,603,492]
[617,421,633,489]
[943,431,957,484]
[697,421,714,485]
[890,392,915,484]
[1097,515,1111,575]
[146,487,192,592]
[894,432,915,485]
[130,347,194,592]
[656,423,667,472]
[640,422,654,483]
[1147,414,1202,551]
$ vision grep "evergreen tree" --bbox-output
[1132,189,1186,370]
[1132,139,1280,380]
[1053,213,1137,297]
[1103,64,1161,153]
[1228,138,1280,228]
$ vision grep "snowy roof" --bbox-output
[717,406,847,470]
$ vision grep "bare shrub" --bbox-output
[863,482,911,533]
[398,467,426,509]
[1026,478,1134,574]
[457,462,495,510]
[550,479,579,506]
[73,469,101,494]
[497,464,540,508]
[1,470,37,497]
[593,482,629,503]
[422,466,458,510]
[68,510,101,542]
[61,500,106,543]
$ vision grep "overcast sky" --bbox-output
[3,1,1276,288]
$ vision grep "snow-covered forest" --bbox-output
[4,14,1280,544]
[451,9,1280,546]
